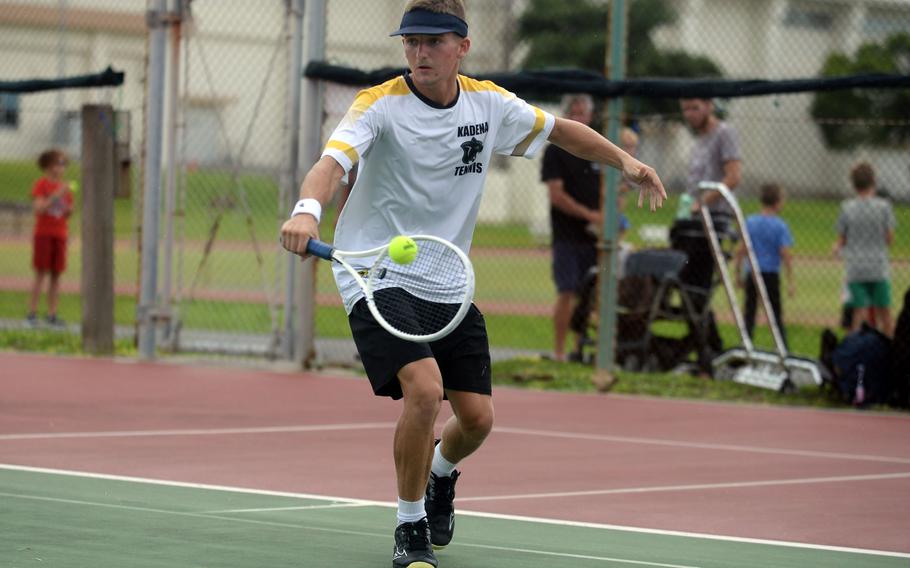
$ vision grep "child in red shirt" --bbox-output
[28,149,74,327]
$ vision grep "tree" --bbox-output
[810,33,910,150]
[516,0,722,116]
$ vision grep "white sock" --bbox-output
[431,442,457,478]
[397,497,425,526]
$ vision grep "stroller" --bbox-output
[571,184,823,390]
[569,232,734,373]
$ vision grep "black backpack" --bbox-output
[888,287,910,408]
[831,325,892,407]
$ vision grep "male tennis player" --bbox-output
[281,1,666,566]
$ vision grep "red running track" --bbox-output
[2,353,909,552]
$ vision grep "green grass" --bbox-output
[5,159,908,254]
[649,318,831,359]
[301,301,848,359]
[3,237,905,327]
[0,328,136,356]
[0,286,837,358]
[491,357,854,408]
[624,193,910,257]
[0,290,277,335]
[2,290,140,327]
[0,161,41,202]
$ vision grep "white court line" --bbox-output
[460,542,699,568]
[1,463,908,560]
[0,422,395,441]
[0,490,698,568]
[458,472,910,502]
[4,422,909,466]
[202,502,369,514]
[494,426,910,465]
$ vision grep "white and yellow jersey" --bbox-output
[322,73,555,312]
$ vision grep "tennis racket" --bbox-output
[306,235,475,343]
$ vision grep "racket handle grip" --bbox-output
[305,238,334,260]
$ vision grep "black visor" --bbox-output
[390,8,468,37]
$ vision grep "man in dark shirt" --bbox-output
[541,94,602,361]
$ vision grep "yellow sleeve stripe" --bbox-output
[327,77,410,165]
[350,76,410,116]
[511,106,546,157]
[325,139,359,165]
[458,75,515,99]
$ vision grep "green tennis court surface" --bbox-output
[1,467,906,568]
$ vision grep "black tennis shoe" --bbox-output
[425,469,460,549]
[392,518,437,568]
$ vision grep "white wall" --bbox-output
[0,0,290,170]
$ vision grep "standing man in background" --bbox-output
[680,97,741,213]
[677,98,742,373]
[542,94,601,362]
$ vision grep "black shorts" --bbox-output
[348,293,492,400]
[552,240,597,294]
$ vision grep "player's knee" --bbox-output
[405,381,444,416]
[459,408,494,440]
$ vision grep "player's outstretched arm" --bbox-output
[281,156,346,257]
[548,117,667,211]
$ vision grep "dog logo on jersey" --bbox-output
[460,137,483,164]
[455,137,484,176]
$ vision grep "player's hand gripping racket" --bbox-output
[306,235,475,343]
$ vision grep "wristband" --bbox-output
[291,198,321,223]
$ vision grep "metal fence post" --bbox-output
[160,0,184,348]
[281,0,305,361]
[295,0,326,367]
[593,0,627,390]
[138,0,168,360]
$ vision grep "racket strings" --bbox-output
[369,239,470,338]
[372,288,460,337]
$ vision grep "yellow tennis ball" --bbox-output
[388,235,418,264]
[69,180,79,193]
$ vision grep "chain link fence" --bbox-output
[0,0,297,357]
[0,0,144,337]
[160,0,294,356]
[312,0,909,369]
[0,0,907,370]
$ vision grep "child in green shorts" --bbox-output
[833,162,896,336]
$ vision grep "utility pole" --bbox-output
[81,104,115,355]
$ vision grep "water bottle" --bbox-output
[854,364,866,406]
[676,192,694,219]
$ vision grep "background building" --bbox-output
[652,0,910,200]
